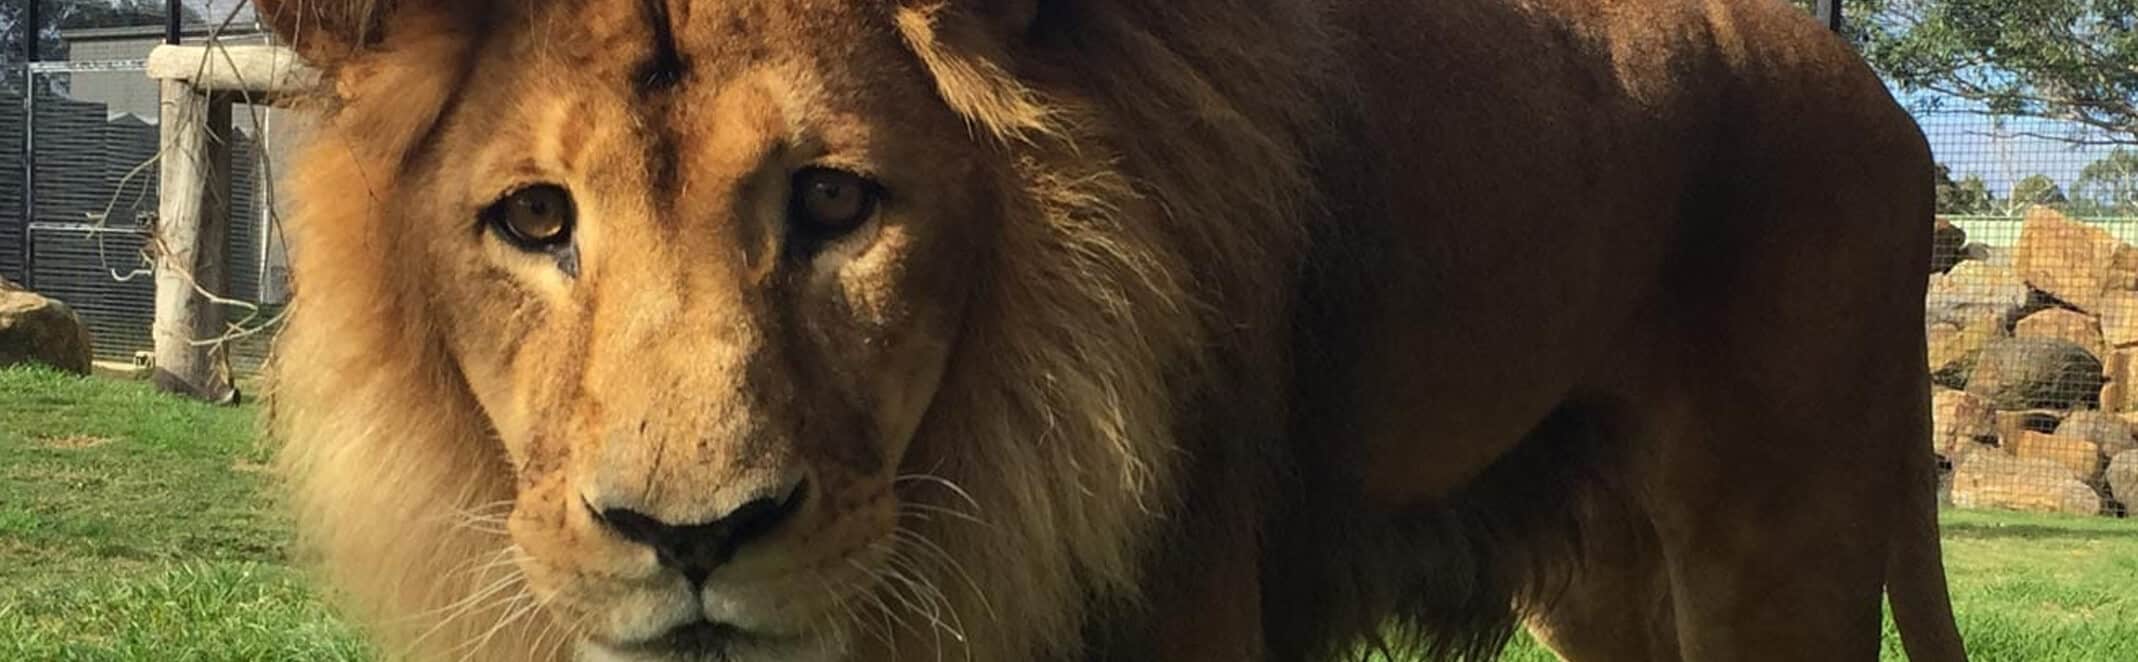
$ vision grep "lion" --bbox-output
[252,0,1968,660]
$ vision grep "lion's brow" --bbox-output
[635,0,690,94]
[633,0,689,208]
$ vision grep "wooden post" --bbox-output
[144,44,317,402]
[150,79,235,401]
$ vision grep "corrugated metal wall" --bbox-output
[26,225,155,361]
[1,77,24,285]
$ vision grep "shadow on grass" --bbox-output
[1941,520,2138,541]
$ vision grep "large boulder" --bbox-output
[1965,338,2105,411]
[1927,259,2028,325]
[1931,216,1968,274]
[2105,349,2138,413]
[0,277,94,375]
[2109,450,2138,508]
[2009,431,2106,484]
[2013,308,2106,361]
[1927,305,2005,389]
[2013,205,2138,313]
[1931,389,1995,459]
[2056,410,2138,458]
[2096,290,2138,348]
[1950,450,2104,516]
[1995,409,2063,440]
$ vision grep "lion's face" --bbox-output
[398,2,987,657]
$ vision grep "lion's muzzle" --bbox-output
[588,479,808,586]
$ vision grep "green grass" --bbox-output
[3,364,2134,660]
[0,364,372,661]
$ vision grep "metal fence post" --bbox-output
[20,0,39,288]
[1816,0,1844,33]
[166,0,183,45]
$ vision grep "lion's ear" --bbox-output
[251,0,475,65]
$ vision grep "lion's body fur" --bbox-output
[260,0,1965,660]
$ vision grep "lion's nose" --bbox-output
[590,480,807,586]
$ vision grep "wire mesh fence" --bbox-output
[0,2,2132,516]
[1869,0,2138,518]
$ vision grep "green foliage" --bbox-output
[1845,0,2138,145]
[1,0,205,62]
[2011,173,2069,207]
[2072,148,2138,216]
[1935,162,1996,214]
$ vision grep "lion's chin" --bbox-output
[576,627,846,662]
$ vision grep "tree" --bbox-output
[2,1,203,63]
[2072,149,2138,216]
[1832,0,2138,147]
[1934,162,1995,214]
[2010,173,2069,208]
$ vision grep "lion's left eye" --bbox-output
[788,168,882,239]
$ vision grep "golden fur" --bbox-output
[257,0,1967,661]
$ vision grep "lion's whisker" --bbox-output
[455,588,539,662]
[409,572,517,640]
[893,474,983,513]
[892,527,997,623]
[899,501,992,529]
[850,557,928,642]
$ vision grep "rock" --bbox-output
[1950,450,2104,516]
[1947,440,1997,464]
[2109,450,2138,507]
[1959,242,1996,263]
[1927,306,2004,389]
[1965,338,2105,411]
[1932,216,1968,274]
[0,281,95,375]
[1927,260,2029,324]
[2096,290,2138,348]
[2013,205,2138,313]
[1932,390,1992,456]
[2013,308,2106,360]
[2106,350,2138,413]
[2056,410,2138,457]
[1932,389,1996,458]
[1993,409,2063,450]
[2009,431,2106,484]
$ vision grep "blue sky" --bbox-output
[1897,87,2121,196]
[1922,115,2115,195]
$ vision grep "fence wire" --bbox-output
[0,3,2131,519]
[2,16,287,376]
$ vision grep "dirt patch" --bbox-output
[36,435,113,450]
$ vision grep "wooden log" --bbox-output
[151,79,236,402]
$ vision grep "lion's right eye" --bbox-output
[481,184,577,251]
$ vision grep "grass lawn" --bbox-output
[4,364,2134,660]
